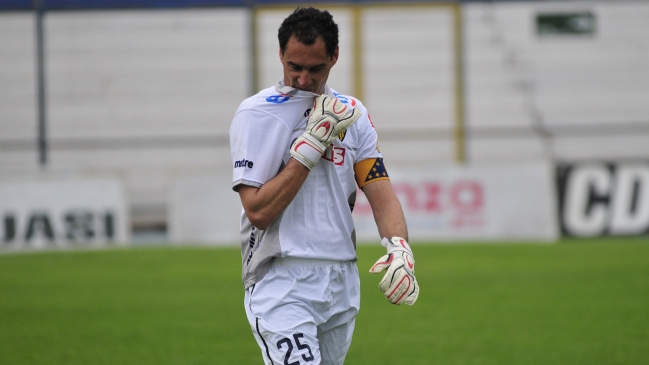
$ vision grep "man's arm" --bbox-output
[365,179,419,305]
[238,158,309,230]
[363,180,408,241]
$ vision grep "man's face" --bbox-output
[280,35,338,94]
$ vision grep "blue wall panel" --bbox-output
[1,0,471,11]
[1,0,33,10]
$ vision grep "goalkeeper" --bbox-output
[230,7,419,365]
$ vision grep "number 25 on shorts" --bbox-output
[277,333,315,364]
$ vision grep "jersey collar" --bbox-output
[274,80,335,97]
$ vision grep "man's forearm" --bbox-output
[238,158,310,230]
[363,180,408,240]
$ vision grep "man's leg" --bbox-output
[247,305,320,365]
[244,266,322,365]
[317,317,356,365]
[317,261,361,365]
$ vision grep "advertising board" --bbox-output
[0,178,129,250]
[557,161,649,237]
[353,162,559,242]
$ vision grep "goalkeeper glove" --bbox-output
[369,237,420,305]
[290,94,361,169]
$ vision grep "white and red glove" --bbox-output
[369,237,419,305]
[290,94,361,169]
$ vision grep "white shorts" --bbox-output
[244,257,361,365]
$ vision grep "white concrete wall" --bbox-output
[46,9,248,140]
[0,13,38,172]
[362,6,456,167]
[465,1,649,162]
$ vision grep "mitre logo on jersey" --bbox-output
[266,94,292,104]
[234,158,254,168]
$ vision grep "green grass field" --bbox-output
[1,238,648,365]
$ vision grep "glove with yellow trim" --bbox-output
[290,94,361,169]
[369,237,419,305]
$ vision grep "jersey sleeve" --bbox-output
[230,108,291,191]
[353,110,388,188]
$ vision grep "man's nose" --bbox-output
[297,72,310,87]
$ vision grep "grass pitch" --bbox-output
[0,237,647,365]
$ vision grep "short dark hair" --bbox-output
[278,7,339,59]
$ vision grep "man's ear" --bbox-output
[331,45,339,65]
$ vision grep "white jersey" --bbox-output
[230,81,385,288]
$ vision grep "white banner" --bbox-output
[0,178,129,250]
[169,162,559,245]
[353,162,559,242]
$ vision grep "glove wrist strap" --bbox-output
[382,236,413,255]
[290,134,326,170]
